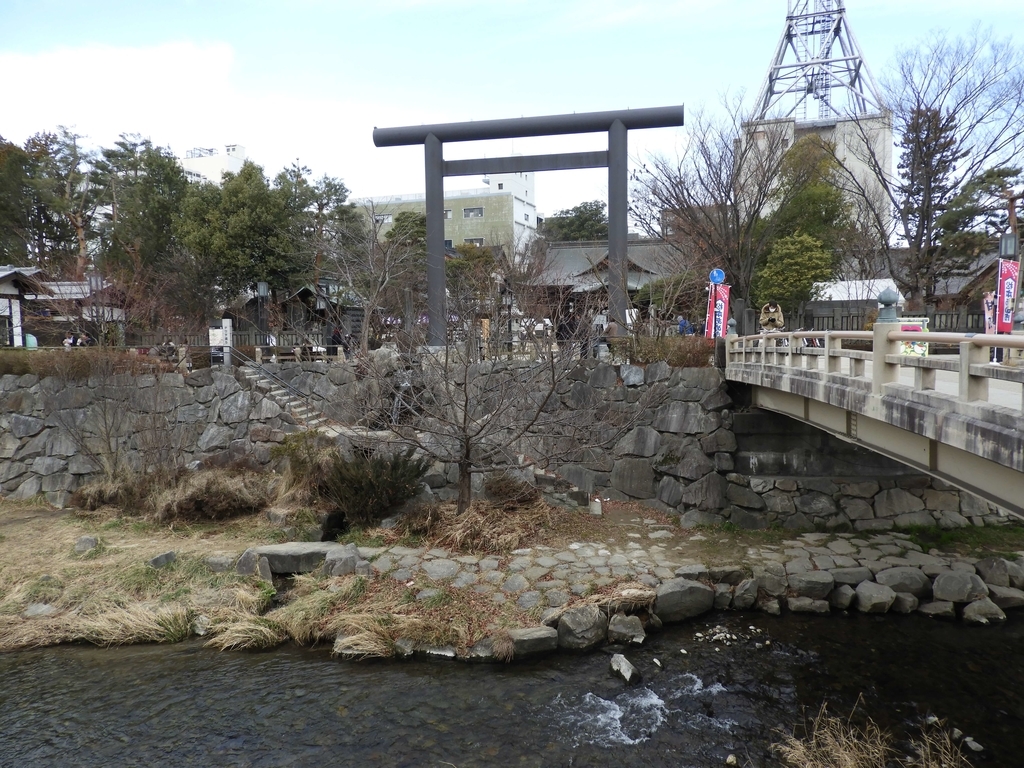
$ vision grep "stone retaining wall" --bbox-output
[0,360,1009,528]
[0,368,301,506]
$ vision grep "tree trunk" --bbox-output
[457,462,472,515]
[360,304,371,356]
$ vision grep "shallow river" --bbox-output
[2,612,1022,767]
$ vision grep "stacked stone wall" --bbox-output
[0,368,301,506]
[0,360,1010,528]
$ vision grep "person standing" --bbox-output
[759,300,785,332]
[63,332,75,350]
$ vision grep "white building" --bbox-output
[178,144,246,184]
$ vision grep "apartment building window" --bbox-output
[497,183,503,190]
[524,213,530,222]
[463,207,484,218]
[443,209,452,219]
[464,238,484,246]
[373,213,393,224]
[444,239,453,249]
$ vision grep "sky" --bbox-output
[2,0,1021,218]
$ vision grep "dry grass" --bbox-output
[491,629,515,663]
[204,617,287,651]
[151,471,274,522]
[775,703,974,768]
[398,499,554,555]
[72,468,275,523]
[266,574,536,658]
[0,498,282,652]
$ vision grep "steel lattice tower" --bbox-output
[753,1,883,121]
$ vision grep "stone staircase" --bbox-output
[238,364,330,431]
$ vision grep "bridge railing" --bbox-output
[726,326,1024,411]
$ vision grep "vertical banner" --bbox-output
[996,259,1020,333]
[704,283,731,338]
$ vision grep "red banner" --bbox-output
[704,283,731,338]
[996,259,1019,333]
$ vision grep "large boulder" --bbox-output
[874,488,924,518]
[788,571,835,600]
[653,578,715,623]
[855,581,896,613]
[975,558,1011,588]
[613,427,661,458]
[829,567,874,587]
[557,604,609,650]
[830,584,856,610]
[917,600,956,620]
[607,614,646,645]
[732,579,759,610]
[932,572,989,603]
[609,458,656,499]
[962,598,1006,625]
[507,627,559,657]
[874,567,932,598]
[787,597,830,614]
[986,585,1024,611]
[254,542,351,574]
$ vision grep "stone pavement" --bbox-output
[292,517,1022,621]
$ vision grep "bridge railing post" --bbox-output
[871,322,901,395]
[959,341,989,402]
[824,332,840,374]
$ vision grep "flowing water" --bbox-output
[2,612,1022,767]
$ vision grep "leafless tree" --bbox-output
[630,99,799,305]
[346,245,664,515]
[320,202,424,356]
[828,27,1024,306]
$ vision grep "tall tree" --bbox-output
[541,200,608,242]
[175,161,294,302]
[0,137,33,265]
[832,28,1024,306]
[751,233,835,320]
[94,135,188,275]
[322,204,424,355]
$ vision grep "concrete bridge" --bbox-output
[725,314,1024,519]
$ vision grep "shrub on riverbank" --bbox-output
[72,468,274,523]
[775,703,974,767]
[0,348,174,380]
[608,335,714,367]
[398,498,553,554]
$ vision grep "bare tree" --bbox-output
[347,244,663,515]
[320,203,424,356]
[829,27,1024,306]
[630,99,799,305]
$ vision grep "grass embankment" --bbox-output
[0,496,281,652]
[0,491,659,657]
[4,483,1023,659]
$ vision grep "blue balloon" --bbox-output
[709,269,726,284]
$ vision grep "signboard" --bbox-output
[709,268,726,285]
[996,258,1019,333]
[704,283,731,338]
[899,318,928,357]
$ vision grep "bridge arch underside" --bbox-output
[727,367,1024,520]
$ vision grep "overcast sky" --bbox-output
[2,0,1020,217]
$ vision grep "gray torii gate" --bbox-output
[372,106,685,346]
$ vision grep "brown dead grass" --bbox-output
[0,498,282,652]
[774,703,974,768]
[398,499,555,555]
